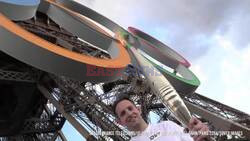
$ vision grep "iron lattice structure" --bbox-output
[0,10,249,141]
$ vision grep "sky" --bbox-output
[62,0,250,140]
[0,0,40,5]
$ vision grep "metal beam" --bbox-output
[37,84,91,139]
[185,101,250,139]
[58,131,68,141]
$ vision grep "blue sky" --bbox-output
[0,0,40,5]
[62,0,250,140]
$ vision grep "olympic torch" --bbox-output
[117,32,191,127]
[129,46,192,126]
[120,32,213,140]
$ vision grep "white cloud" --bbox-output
[190,64,207,82]
[193,36,250,114]
[242,45,250,66]
[75,0,250,60]
[223,88,250,114]
[220,45,250,114]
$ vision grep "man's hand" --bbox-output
[188,117,210,141]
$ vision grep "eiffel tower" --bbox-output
[0,1,249,141]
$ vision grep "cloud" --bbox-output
[190,64,207,83]
[192,35,250,114]
[219,42,250,114]
[75,0,250,60]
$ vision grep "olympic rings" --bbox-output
[0,0,200,92]
[0,1,130,83]
[127,27,200,94]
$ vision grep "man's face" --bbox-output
[115,100,142,129]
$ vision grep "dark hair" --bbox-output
[112,93,136,117]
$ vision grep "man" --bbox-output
[113,95,210,141]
